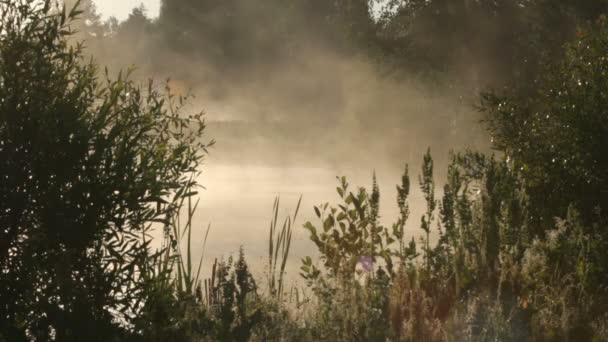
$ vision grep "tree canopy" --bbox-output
[481,16,608,229]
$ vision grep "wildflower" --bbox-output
[359,256,373,272]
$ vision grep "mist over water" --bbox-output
[81,0,491,277]
[184,73,482,278]
[197,162,424,281]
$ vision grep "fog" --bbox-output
[81,0,490,278]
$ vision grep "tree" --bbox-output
[0,1,211,339]
[156,0,378,78]
[64,0,108,39]
[481,16,608,228]
[119,5,153,38]
[158,0,286,71]
[378,0,608,87]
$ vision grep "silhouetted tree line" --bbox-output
[73,0,608,87]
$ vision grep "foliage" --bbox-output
[301,168,413,284]
[0,0,210,339]
[378,0,608,86]
[389,271,443,341]
[299,146,606,341]
[521,207,608,340]
[481,17,608,227]
[297,167,415,340]
[158,0,376,65]
[132,194,306,341]
[418,148,435,273]
[301,270,394,342]
[2,0,608,341]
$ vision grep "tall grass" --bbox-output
[157,175,213,297]
[268,195,302,302]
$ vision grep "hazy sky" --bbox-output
[95,0,160,20]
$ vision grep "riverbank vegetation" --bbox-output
[1,1,607,341]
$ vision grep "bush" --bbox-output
[0,1,210,339]
[481,16,608,226]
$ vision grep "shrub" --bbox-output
[0,1,210,339]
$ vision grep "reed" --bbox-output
[268,195,302,302]
[158,174,213,297]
